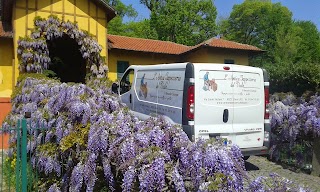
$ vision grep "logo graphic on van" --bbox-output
[139,73,148,98]
[203,72,218,92]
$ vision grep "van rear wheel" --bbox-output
[243,156,250,160]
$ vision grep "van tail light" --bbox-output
[187,85,195,120]
[264,87,270,119]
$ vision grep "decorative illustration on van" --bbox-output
[139,73,148,98]
[203,72,218,92]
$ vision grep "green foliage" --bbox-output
[206,173,229,191]
[293,21,320,64]
[106,0,137,18]
[149,0,217,45]
[37,143,59,157]
[107,0,158,38]
[86,77,114,90]
[272,141,313,171]
[3,156,16,189]
[43,69,59,80]
[264,62,320,95]
[59,123,90,152]
[220,0,320,94]
[3,155,38,192]
[139,0,161,11]
[221,0,293,63]
[272,24,302,65]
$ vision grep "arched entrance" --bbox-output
[47,34,86,83]
[17,16,108,82]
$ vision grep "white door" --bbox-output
[231,66,265,149]
[194,64,234,141]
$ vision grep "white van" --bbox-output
[112,63,270,157]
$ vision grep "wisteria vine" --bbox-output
[269,92,320,168]
[17,15,108,78]
[2,75,309,191]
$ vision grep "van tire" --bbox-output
[243,156,250,160]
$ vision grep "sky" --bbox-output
[121,0,320,30]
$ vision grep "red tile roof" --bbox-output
[108,35,190,55]
[108,35,263,55]
[199,38,262,51]
[0,21,13,38]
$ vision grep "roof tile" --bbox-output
[108,35,190,55]
[202,38,262,51]
[108,35,263,55]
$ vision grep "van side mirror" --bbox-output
[112,82,119,94]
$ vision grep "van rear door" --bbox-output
[194,64,264,149]
[231,65,264,149]
[194,64,234,141]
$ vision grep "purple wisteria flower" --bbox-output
[47,183,61,192]
[172,165,186,192]
[5,74,310,192]
[69,162,84,192]
[139,157,166,191]
[122,166,136,192]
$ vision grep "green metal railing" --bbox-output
[1,117,47,192]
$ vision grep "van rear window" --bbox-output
[199,70,262,106]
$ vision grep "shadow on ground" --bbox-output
[245,161,259,171]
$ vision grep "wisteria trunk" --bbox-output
[311,137,320,176]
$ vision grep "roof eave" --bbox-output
[1,0,116,22]
[109,47,182,56]
[91,0,116,22]
[182,44,265,55]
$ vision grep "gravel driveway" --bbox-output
[245,156,320,191]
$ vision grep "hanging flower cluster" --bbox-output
[269,92,320,168]
[17,15,108,78]
[2,75,309,191]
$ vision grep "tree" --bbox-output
[107,0,158,39]
[110,19,158,39]
[139,0,164,11]
[148,0,217,46]
[272,24,302,65]
[106,0,137,18]
[221,0,293,63]
[293,21,320,64]
[106,0,138,35]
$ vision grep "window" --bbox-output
[120,69,134,95]
[224,59,235,64]
[117,61,129,80]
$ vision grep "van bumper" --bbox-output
[240,146,269,156]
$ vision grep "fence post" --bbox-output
[21,118,28,192]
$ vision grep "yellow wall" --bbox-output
[184,48,209,63]
[0,39,14,97]
[108,50,181,81]
[185,48,249,65]
[206,49,249,65]
[108,48,250,81]
[12,0,108,86]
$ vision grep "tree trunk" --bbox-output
[311,137,320,176]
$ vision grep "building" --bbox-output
[0,0,263,129]
[107,34,263,80]
[0,0,116,147]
